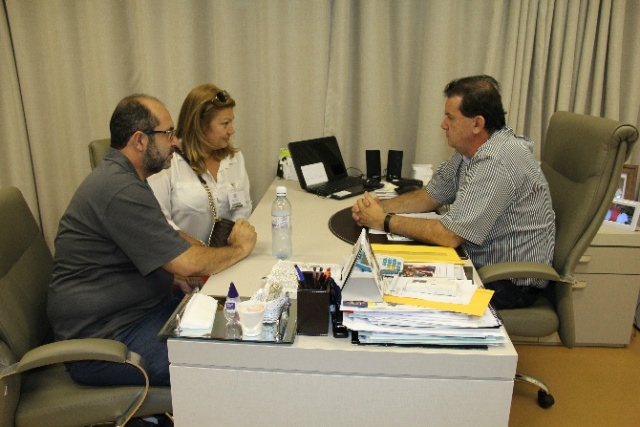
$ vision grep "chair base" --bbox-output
[515,373,555,408]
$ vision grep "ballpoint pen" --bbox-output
[324,268,332,287]
[294,264,306,288]
[318,267,331,289]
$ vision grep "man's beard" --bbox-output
[143,138,172,175]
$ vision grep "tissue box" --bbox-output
[297,272,331,336]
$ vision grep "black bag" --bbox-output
[209,218,235,247]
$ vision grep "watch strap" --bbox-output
[384,213,395,233]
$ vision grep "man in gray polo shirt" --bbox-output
[48,94,257,388]
[352,76,555,310]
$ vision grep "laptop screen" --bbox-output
[287,136,348,188]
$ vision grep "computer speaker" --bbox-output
[366,150,381,179]
[386,150,403,181]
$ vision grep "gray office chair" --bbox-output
[89,138,111,169]
[478,111,638,408]
[0,186,172,427]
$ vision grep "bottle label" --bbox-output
[272,215,290,230]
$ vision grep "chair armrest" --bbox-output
[10,338,131,374]
[0,339,152,427]
[477,262,576,348]
[477,262,561,284]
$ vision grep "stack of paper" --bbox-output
[342,302,504,346]
[382,273,495,317]
[373,182,400,199]
[339,230,506,347]
[341,263,504,347]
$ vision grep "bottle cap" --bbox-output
[227,282,239,299]
[276,186,287,196]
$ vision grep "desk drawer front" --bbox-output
[571,272,640,345]
[575,247,640,274]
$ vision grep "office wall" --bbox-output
[1,0,639,248]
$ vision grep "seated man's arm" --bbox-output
[352,190,464,248]
[352,188,441,223]
[380,187,442,214]
[387,215,465,248]
[163,218,257,277]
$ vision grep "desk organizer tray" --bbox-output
[158,293,297,344]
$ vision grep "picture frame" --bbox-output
[603,198,640,231]
[621,164,638,200]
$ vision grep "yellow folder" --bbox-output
[382,288,495,317]
[371,243,465,264]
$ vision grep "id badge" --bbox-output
[228,191,246,210]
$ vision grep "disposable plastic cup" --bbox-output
[237,301,266,336]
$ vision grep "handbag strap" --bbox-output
[198,176,220,247]
[176,149,219,246]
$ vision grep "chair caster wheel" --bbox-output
[537,390,555,408]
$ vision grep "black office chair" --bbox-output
[478,111,638,408]
[0,186,172,427]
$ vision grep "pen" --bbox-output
[294,264,306,288]
[318,267,331,289]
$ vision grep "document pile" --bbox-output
[372,182,399,200]
[340,230,505,347]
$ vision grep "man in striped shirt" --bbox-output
[352,75,555,309]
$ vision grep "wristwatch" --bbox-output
[384,213,395,233]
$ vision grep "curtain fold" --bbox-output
[2,0,639,248]
[0,0,39,222]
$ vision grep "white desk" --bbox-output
[168,180,517,427]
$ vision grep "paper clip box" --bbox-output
[297,272,331,336]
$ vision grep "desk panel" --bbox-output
[170,366,512,427]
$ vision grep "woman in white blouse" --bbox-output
[149,84,252,245]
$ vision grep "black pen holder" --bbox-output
[296,272,331,336]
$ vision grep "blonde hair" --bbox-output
[177,84,238,174]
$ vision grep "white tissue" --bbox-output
[179,293,218,336]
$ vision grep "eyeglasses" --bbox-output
[145,128,177,140]
[210,90,230,106]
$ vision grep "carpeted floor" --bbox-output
[509,327,640,427]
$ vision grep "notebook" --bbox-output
[287,136,366,200]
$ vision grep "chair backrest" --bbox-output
[89,138,111,169]
[541,112,637,279]
[0,187,54,360]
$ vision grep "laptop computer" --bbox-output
[288,136,366,200]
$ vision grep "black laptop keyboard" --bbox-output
[312,176,363,194]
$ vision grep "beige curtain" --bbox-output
[2,0,639,248]
[0,1,38,220]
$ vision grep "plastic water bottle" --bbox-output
[271,186,292,260]
[224,282,241,322]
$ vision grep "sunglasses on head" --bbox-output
[211,90,230,106]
